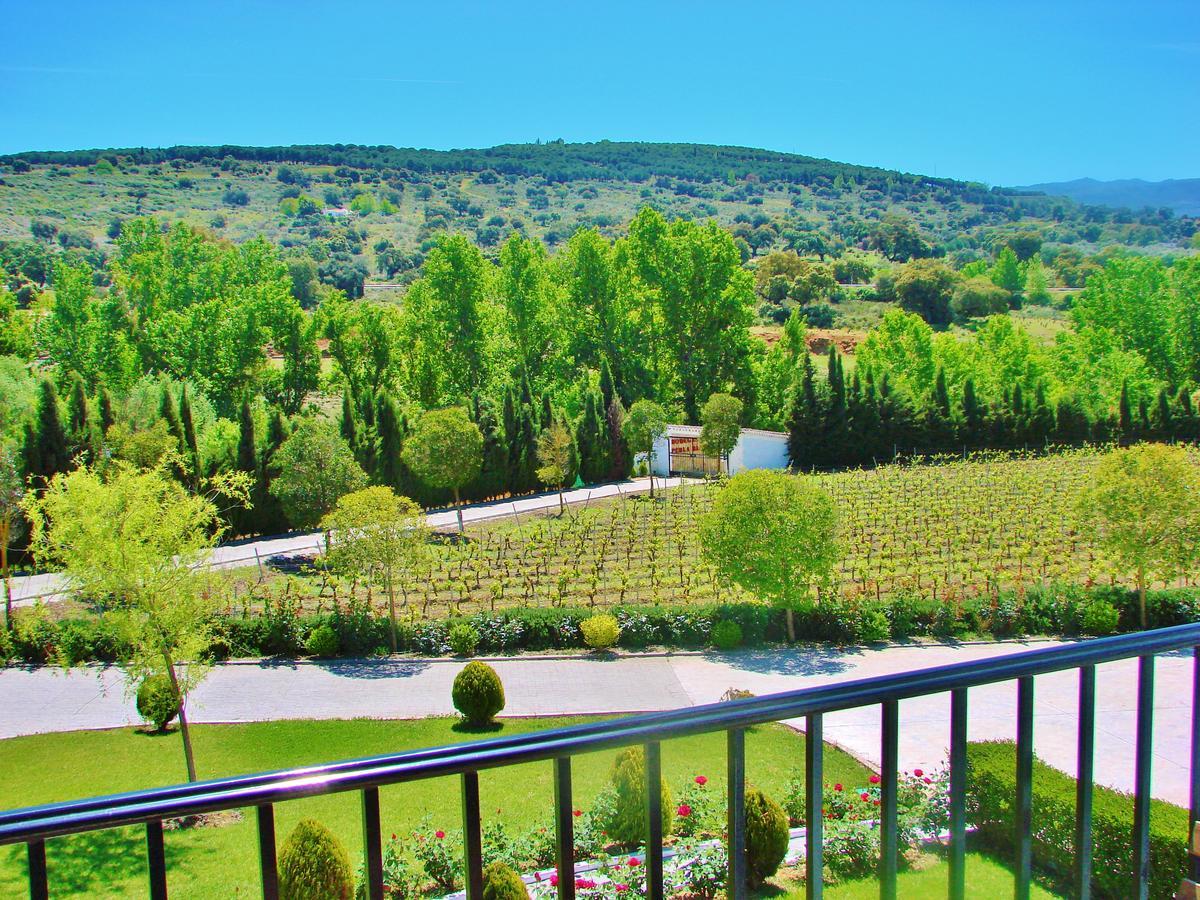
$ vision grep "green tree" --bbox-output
[23,379,70,486]
[402,407,483,506]
[23,463,249,781]
[699,469,840,640]
[321,486,427,653]
[990,247,1023,294]
[0,448,24,630]
[269,419,367,533]
[894,259,957,327]
[622,399,668,497]
[700,392,743,475]
[1077,443,1200,627]
[536,423,576,513]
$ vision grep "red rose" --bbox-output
[833,783,843,791]
[628,857,640,867]
[573,809,583,817]
[677,803,692,817]
[869,775,880,784]
[860,792,870,801]
[550,875,559,887]
[924,777,932,784]
[913,768,924,778]
[695,775,708,785]
[615,885,629,893]
[873,799,881,806]
[435,830,445,840]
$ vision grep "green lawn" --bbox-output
[804,851,1067,899]
[0,717,870,898]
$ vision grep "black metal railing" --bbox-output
[3,622,1200,900]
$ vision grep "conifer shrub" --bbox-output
[481,860,528,900]
[136,674,180,732]
[452,661,505,726]
[605,746,674,845]
[744,787,789,886]
[580,613,620,650]
[277,818,354,900]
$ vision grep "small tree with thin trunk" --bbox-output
[622,399,668,497]
[536,423,575,514]
[402,407,483,506]
[269,418,367,541]
[699,392,743,476]
[1077,443,1200,628]
[23,462,250,782]
[699,469,840,641]
[0,447,24,630]
[321,486,427,653]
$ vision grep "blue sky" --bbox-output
[1,0,1196,186]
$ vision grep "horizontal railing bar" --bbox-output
[4,622,1199,846]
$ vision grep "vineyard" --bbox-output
[233,449,1193,621]
[225,448,1190,624]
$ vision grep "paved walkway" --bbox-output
[8,477,691,607]
[1,639,1194,807]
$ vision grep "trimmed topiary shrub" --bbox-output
[967,740,1187,900]
[277,818,353,900]
[448,622,481,657]
[305,624,340,658]
[605,746,674,845]
[136,674,180,732]
[580,613,620,650]
[710,620,743,650]
[744,787,789,887]
[452,661,505,726]
[481,860,528,900]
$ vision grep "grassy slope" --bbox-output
[0,717,870,898]
[810,851,1067,899]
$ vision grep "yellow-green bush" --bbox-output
[277,818,353,900]
[580,613,620,650]
[482,860,528,900]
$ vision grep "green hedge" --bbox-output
[4,586,1199,666]
[967,740,1191,900]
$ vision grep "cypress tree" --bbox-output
[98,387,115,434]
[605,394,630,481]
[234,400,258,536]
[540,393,554,432]
[1118,380,1133,444]
[340,391,358,449]
[576,389,609,484]
[1151,387,1173,441]
[1029,382,1054,447]
[259,409,289,534]
[356,389,377,479]
[822,348,847,466]
[1178,387,1198,443]
[470,395,509,500]
[179,385,200,477]
[787,352,821,469]
[1137,398,1151,437]
[66,375,89,445]
[599,357,618,411]
[27,380,70,485]
[375,390,404,490]
[961,378,984,449]
[159,383,181,442]
[922,367,954,453]
[1053,396,1091,446]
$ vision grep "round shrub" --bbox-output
[277,818,353,900]
[481,860,528,900]
[305,624,340,658]
[136,675,180,732]
[711,620,743,650]
[1081,599,1120,636]
[448,622,481,657]
[580,613,620,650]
[744,787,789,886]
[452,661,506,727]
[605,746,674,845]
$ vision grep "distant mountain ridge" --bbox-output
[1019,177,1200,217]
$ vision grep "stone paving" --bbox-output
[1,638,1194,806]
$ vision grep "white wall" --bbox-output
[640,428,789,478]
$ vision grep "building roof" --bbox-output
[664,424,787,440]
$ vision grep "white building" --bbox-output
[644,424,790,477]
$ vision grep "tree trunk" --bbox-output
[164,654,197,783]
[1,530,11,632]
[785,608,796,642]
[386,578,398,654]
[558,488,565,516]
[1138,569,1147,629]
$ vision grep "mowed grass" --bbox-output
[0,717,870,899]
[806,851,1068,899]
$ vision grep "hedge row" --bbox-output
[967,740,1190,900]
[3,585,1199,666]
